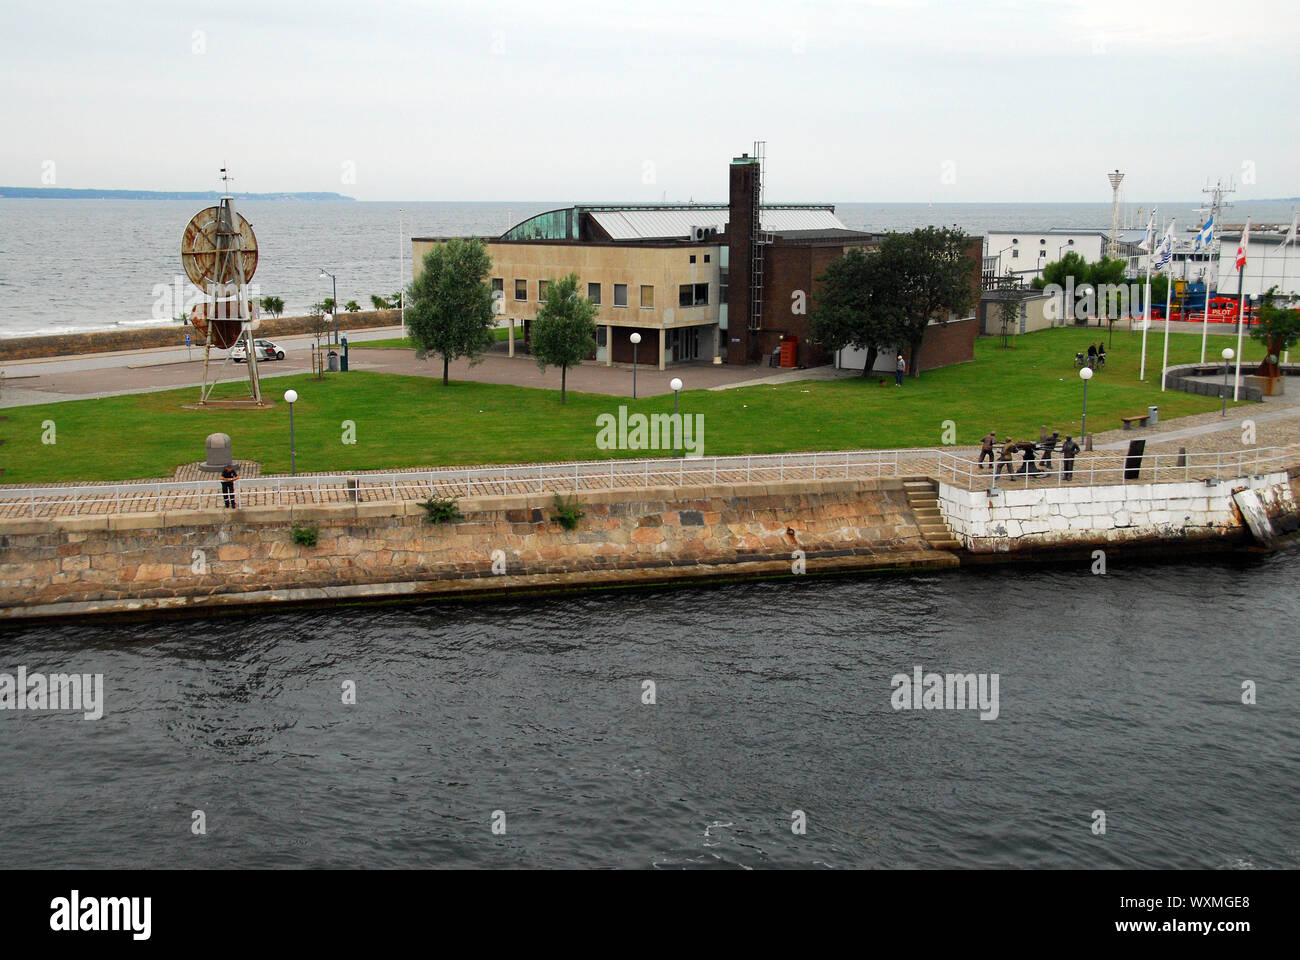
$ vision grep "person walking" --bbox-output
[220,462,239,509]
[978,429,997,470]
[996,437,1017,477]
[894,353,906,386]
[1061,435,1081,482]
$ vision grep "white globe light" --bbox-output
[1079,366,1093,381]
[284,389,298,404]
[670,377,683,392]
[1222,347,1235,361]
[630,332,641,344]
[318,270,327,280]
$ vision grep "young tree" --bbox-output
[405,238,496,385]
[531,273,597,404]
[995,280,1022,349]
[869,227,976,377]
[370,294,392,310]
[809,247,891,376]
[1250,285,1300,377]
[306,308,331,379]
[259,295,284,318]
[344,300,360,313]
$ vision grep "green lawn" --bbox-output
[357,328,514,349]
[2,327,1265,484]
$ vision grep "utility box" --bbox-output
[328,350,340,372]
[780,336,798,368]
[1147,405,1159,425]
[200,433,232,473]
[341,335,349,372]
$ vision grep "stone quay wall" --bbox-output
[0,479,946,622]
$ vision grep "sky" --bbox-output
[1,0,1297,203]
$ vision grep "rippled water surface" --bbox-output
[2,554,1297,869]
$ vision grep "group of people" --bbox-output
[1083,342,1107,368]
[978,430,1083,482]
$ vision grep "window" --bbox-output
[515,279,527,301]
[1011,249,1020,259]
[539,280,550,301]
[640,285,654,308]
[596,326,607,347]
[1039,249,1047,257]
[704,254,710,263]
[1040,239,1047,245]
[694,283,708,306]
[614,283,628,307]
[690,255,697,264]
[587,282,601,304]
[679,284,693,308]
[492,278,503,295]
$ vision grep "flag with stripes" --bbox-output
[1235,219,1250,272]
[1154,219,1176,269]
[1194,215,1214,253]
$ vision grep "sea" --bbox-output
[2,198,1297,339]
[1,554,1297,868]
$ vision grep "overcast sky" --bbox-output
[2,0,1296,203]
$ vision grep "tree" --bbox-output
[370,294,392,310]
[322,297,335,314]
[868,226,976,377]
[994,274,1023,349]
[259,295,284,318]
[531,272,597,404]
[305,308,331,379]
[808,247,890,376]
[1032,251,1091,292]
[1250,286,1300,377]
[405,237,496,385]
[344,300,360,313]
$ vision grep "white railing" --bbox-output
[0,449,917,518]
[938,445,1296,491]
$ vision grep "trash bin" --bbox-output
[328,350,340,372]
[341,336,349,372]
[1147,405,1159,425]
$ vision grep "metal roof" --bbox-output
[588,206,846,241]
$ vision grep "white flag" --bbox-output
[1138,213,1156,252]
[1154,219,1176,269]
[1283,214,1298,248]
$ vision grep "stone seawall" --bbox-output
[939,469,1300,553]
[0,479,948,622]
[0,310,401,361]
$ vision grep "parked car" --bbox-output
[230,339,285,362]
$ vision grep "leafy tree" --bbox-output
[321,297,335,314]
[370,294,392,310]
[1250,286,1300,377]
[259,295,285,318]
[305,308,331,378]
[1087,256,1126,288]
[1032,251,1091,292]
[344,300,360,313]
[809,247,890,376]
[994,274,1022,349]
[868,226,976,377]
[405,238,496,385]
[531,273,598,404]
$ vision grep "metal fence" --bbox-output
[0,449,920,519]
[938,444,1297,491]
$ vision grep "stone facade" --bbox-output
[0,479,942,621]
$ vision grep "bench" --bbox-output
[1121,414,1150,429]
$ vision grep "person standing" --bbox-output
[1061,435,1080,482]
[996,437,1017,476]
[894,353,906,386]
[1015,442,1039,477]
[220,462,239,509]
[978,430,997,470]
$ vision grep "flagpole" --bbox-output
[1161,219,1176,390]
[1233,218,1250,402]
[1199,226,1212,364]
[1140,208,1154,381]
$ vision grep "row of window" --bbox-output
[491,279,710,308]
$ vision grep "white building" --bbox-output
[984,228,1144,284]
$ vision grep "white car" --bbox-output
[230,339,285,362]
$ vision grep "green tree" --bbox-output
[405,238,496,385]
[1032,251,1092,292]
[809,247,892,376]
[344,300,360,313]
[322,297,335,314]
[1250,286,1300,377]
[994,274,1023,349]
[868,226,976,377]
[370,294,392,310]
[259,295,284,318]
[531,272,598,404]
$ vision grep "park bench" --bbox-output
[1121,413,1150,429]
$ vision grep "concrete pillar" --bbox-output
[658,327,666,372]
[605,324,613,366]
[508,318,515,358]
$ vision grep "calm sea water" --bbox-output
[2,198,1297,339]
[1,553,1296,869]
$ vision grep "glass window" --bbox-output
[690,255,696,264]
[515,279,527,301]
[679,284,693,308]
[640,285,654,308]
[588,282,601,304]
[539,280,550,301]
[614,283,628,307]
[1011,250,1019,259]
[596,326,607,347]
[491,278,503,295]
[694,283,708,306]
[704,254,711,263]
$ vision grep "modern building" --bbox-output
[413,151,983,371]
[984,228,1144,285]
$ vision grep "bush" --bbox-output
[292,523,319,547]
[421,495,463,524]
[551,493,585,531]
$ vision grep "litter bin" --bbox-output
[1147,405,1159,425]
[328,350,340,372]
[340,336,349,372]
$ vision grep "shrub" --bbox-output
[551,493,585,531]
[292,523,319,547]
[421,495,463,524]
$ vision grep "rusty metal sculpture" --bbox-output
[182,172,263,403]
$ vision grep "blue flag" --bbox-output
[1194,215,1214,253]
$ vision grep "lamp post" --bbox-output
[1079,365,1093,441]
[318,269,338,345]
[1221,347,1234,416]
[284,389,298,475]
[630,332,641,399]
[670,377,683,457]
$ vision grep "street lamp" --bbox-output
[1221,347,1234,416]
[670,377,683,457]
[318,268,338,345]
[284,389,298,475]
[1079,365,1093,441]
[630,332,641,399]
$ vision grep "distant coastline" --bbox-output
[0,187,356,201]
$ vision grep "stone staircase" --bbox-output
[903,477,963,551]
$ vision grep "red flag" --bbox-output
[1235,219,1250,272]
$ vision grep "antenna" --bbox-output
[1107,170,1124,258]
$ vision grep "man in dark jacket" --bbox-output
[978,430,997,469]
[220,463,239,508]
[1061,436,1081,482]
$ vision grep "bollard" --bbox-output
[1085,435,1093,452]
[1177,446,1187,467]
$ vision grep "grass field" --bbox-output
[1,327,1267,484]
[357,328,514,349]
